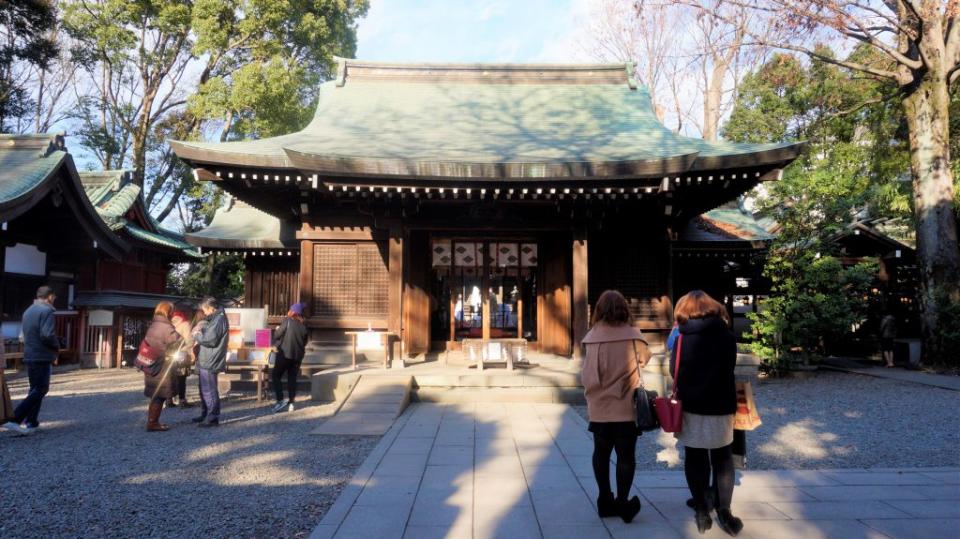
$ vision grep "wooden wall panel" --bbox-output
[244,256,300,319]
[538,234,572,356]
[589,234,672,331]
[308,241,389,323]
[403,230,431,355]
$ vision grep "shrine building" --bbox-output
[171,59,802,360]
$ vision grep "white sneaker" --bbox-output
[271,400,288,413]
[287,402,295,412]
[1,422,29,436]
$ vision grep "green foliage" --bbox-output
[747,254,877,370]
[726,46,909,369]
[188,0,369,139]
[0,0,57,131]
[167,254,245,300]
[931,288,960,367]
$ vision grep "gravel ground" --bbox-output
[0,369,378,539]
[576,370,960,470]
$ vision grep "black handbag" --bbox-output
[633,341,660,432]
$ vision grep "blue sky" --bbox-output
[355,0,593,63]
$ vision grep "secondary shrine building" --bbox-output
[172,59,802,359]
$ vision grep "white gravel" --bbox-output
[576,370,960,470]
[0,369,378,539]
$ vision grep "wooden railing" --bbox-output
[54,311,81,355]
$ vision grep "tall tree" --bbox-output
[62,0,368,223]
[679,0,960,365]
[0,0,57,132]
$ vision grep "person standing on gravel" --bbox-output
[193,297,228,427]
[169,306,196,408]
[672,290,742,537]
[271,303,308,414]
[2,286,60,436]
[141,301,184,432]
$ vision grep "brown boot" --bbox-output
[146,400,170,432]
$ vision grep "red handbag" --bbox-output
[654,334,684,433]
[134,339,163,371]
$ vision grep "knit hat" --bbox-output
[289,303,305,315]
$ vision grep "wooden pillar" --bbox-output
[388,228,404,364]
[572,228,589,361]
[298,240,314,309]
[481,241,491,341]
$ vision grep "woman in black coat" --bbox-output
[671,290,742,536]
[271,303,308,413]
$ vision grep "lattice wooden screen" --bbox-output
[312,242,389,319]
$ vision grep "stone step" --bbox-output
[312,374,413,436]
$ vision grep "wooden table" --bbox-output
[344,331,399,370]
[225,363,268,402]
[462,338,527,371]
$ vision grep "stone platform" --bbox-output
[311,352,586,406]
[310,402,960,539]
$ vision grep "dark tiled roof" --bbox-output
[681,207,775,243]
[74,290,198,310]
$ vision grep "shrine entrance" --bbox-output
[429,237,539,350]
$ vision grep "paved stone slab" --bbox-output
[769,500,912,520]
[862,518,960,539]
[821,470,942,486]
[800,484,931,501]
[903,485,960,499]
[741,519,888,539]
[882,499,960,518]
[312,402,960,539]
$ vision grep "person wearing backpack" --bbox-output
[581,290,650,523]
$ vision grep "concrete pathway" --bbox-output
[821,358,960,391]
[311,403,960,539]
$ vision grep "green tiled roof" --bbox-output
[171,59,803,180]
[0,134,129,259]
[0,135,67,207]
[78,169,201,258]
[185,200,298,250]
[125,221,202,257]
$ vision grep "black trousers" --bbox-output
[272,353,302,402]
[591,429,638,502]
[173,374,187,400]
[684,443,735,511]
[13,362,52,427]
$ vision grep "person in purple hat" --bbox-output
[271,303,308,413]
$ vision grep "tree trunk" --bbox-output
[902,73,960,365]
[702,62,726,142]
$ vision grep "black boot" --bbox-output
[695,510,713,534]
[686,487,716,511]
[715,508,743,536]
[597,492,617,518]
[616,496,641,523]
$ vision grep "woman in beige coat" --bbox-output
[581,290,651,523]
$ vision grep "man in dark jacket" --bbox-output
[2,286,60,435]
[193,297,228,427]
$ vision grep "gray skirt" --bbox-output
[675,412,735,449]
